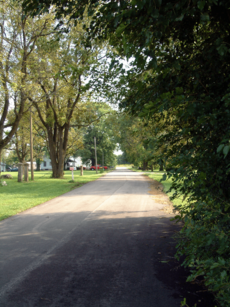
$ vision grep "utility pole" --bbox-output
[30,107,34,180]
[94,136,98,174]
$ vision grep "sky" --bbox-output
[114,149,123,156]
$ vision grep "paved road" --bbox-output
[0,168,212,306]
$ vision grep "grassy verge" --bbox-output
[0,170,107,221]
[145,172,184,208]
[130,168,185,209]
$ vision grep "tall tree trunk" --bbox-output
[142,160,148,171]
[36,158,41,171]
[47,125,68,178]
[159,159,163,171]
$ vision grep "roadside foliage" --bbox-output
[105,1,230,305]
[115,113,166,171]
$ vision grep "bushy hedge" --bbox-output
[175,196,230,305]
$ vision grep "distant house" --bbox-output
[40,156,52,170]
[0,162,6,172]
[65,157,92,170]
[65,156,82,170]
[40,155,91,170]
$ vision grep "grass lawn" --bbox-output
[0,170,107,221]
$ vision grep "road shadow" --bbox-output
[0,210,217,307]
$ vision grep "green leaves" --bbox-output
[173,61,181,70]
[223,145,230,158]
[175,15,184,22]
[151,9,159,19]
[217,144,225,153]
[197,0,206,10]
[220,270,227,280]
[217,143,230,158]
[216,44,228,57]
[115,23,128,36]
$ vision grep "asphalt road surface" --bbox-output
[0,168,215,307]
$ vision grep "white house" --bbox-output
[65,156,92,170]
[40,156,52,170]
[66,156,82,170]
[40,155,91,170]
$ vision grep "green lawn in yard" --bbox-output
[0,170,107,221]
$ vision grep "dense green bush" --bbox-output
[175,197,230,305]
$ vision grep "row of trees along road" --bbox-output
[76,104,117,167]
[115,112,167,171]
[22,0,230,304]
[0,0,113,178]
[5,108,84,170]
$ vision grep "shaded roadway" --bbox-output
[0,168,215,306]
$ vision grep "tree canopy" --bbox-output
[28,14,105,178]
[0,0,53,151]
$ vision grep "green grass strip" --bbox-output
[0,170,107,221]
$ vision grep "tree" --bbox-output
[116,112,165,170]
[116,152,129,165]
[77,104,117,167]
[0,0,53,154]
[64,127,84,169]
[4,150,19,167]
[28,16,107,178]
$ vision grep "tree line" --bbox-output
[0,0,118,177]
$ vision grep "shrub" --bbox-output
[175,196,230,306]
